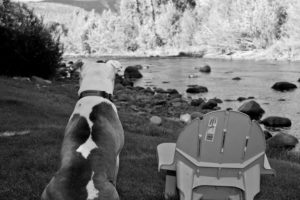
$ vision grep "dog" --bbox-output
[42,60,125,200]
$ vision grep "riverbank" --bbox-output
[63,44,300,62]
[0,76,299,199]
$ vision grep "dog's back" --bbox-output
[42,98,124,200]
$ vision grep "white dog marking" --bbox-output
[86,171,99,199]
[76,135,97,159]
[73,97,118,159]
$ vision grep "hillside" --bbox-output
[25,0,300,60]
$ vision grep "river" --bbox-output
[95,57,300,148]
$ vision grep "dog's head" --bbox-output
[74,59,124,94]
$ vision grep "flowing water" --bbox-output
[97,57,300,148]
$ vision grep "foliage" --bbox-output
[0,0,63,79]
[29,0,300,60]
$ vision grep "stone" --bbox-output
[114,83,124,91]
[166,89,179,94]
[124,66,143,79]
[150,116,162,125]
[271,82,297,92]
[261,116,292,128]
[180,113,191,123]
[199,64,211,73]
[191,98,205,106]
[191,112,204,120]
[263,130,272,140]
[172,102,182,107]
[202,100,218,110]
[237,97,247,102]
[31,76,52,85]
[211,97,223,103]
[155,88,168,93]
[298,78,300,82]
[232,77,241,81]
[238,100,265,120]
[186,86,208,94]
[117,93,134,102]
[96,60,106,63]
[267,133,298,149]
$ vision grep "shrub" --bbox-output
[0,0,63,79]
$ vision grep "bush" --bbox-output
[0,0,63,79]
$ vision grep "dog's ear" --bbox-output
[107,60,124,76]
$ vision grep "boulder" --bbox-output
[202,99,218,110]
[31,76,52,85]
[150,116,162,125]
[267,133,298,149]
[238,100,265,120]
[263,130,272,140]
[271,82,297,92]
[124,66,143,79]
[186,85,208,94]
[261,116,292,128]
[191,98,205,106]
[199,65,211,73]
[298,78,300,82]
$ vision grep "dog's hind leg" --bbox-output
[94,179,119,200]
[113,154,120,186]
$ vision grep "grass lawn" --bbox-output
[0,77,299,200]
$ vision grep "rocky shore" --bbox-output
[19,59,299,151]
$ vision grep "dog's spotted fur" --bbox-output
[42,60,124,200]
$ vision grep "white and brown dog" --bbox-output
[42,60,125,200]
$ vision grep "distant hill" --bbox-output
[43,0,120,13]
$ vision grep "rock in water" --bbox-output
[271,82,297,91]
[261,116,292,128]
[199,65,211,73]
[267,133,298,149]
[238,100,265,120]
[150,116,162,125]
[124,66,143,79]
[186,85,208,93]
[232,77,241,81]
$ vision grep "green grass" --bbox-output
[0,76,299,200]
